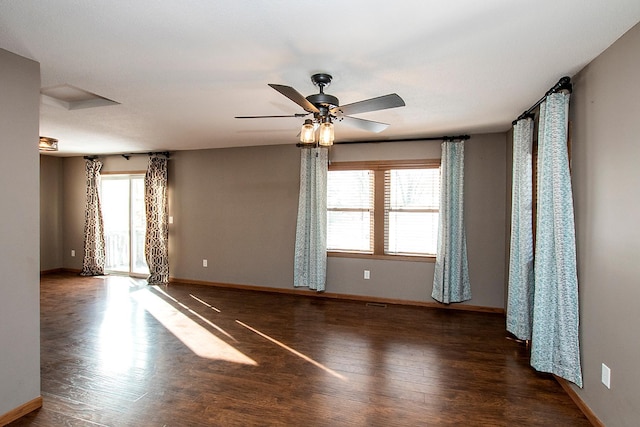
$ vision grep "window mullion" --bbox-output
[373,169,386,255]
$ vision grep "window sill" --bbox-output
[327,251,436,263]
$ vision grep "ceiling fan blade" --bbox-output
[235,113,309,119]
[339,116,389,133]
[332,93,405,116]
[268,84,320,113]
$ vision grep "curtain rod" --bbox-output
[297,135,471,147]
[83,151,170,161]
[512,76,572,125]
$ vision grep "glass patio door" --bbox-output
[101,175,149,276]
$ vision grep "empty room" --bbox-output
[1,1,639,426]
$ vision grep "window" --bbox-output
[327,160,440,260]
[385,168,440,255]
[327,170,374,253]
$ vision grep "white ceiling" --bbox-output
[1,1,639,156]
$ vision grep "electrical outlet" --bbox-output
[71,249,75,257]
[602,363,611,389]
[169,216,174,224]
[202,259,208,268]
[364,270,370,280]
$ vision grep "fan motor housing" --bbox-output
[306,93,339,109]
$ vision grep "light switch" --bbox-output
[602,363,611,389]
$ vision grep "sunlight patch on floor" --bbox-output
[98,282,146,374]
[189,294,221,312]
[235,320,347,381]
[154,287,237,341]
[133,289,256,365]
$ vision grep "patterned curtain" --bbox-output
[530,92,583,387]
[145,156,169,285]
[507,118,535,340]
[432,141,471,303]
[80,159,106,276]
[293,147,328,292]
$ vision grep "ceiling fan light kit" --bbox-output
[318,120,334,147]
[236,73,405,147]
[300,119,316,144]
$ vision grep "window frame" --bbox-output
[328,159,440,263]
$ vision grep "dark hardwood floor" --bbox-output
[10,272,590,426]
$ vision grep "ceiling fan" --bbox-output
[235,73,405,146]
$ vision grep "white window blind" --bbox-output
[385,168,440,256]
[327,170,374,253]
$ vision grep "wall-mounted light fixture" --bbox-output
[39,136,59,152]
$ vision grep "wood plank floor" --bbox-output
[10,272,590,426]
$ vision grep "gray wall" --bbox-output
[570,22,640,426]
[61,157,86,270]
[0,49,41,417]
[168,145,301,288]
[40,155,63,271]
[60,133,507,309]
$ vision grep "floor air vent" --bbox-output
[366,302,387,308]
